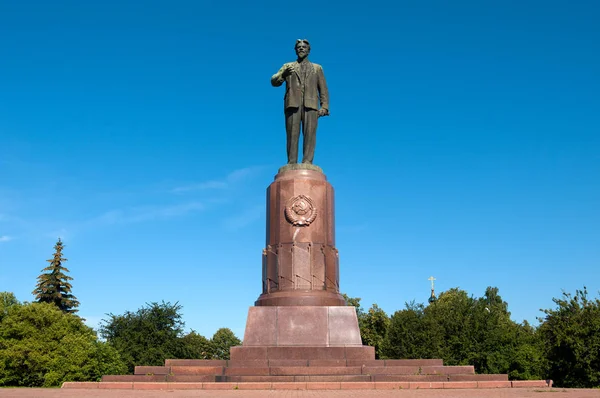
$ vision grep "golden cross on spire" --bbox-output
[428,276,436,290]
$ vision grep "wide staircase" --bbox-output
[62,346,552,390]
[103,358,504,383]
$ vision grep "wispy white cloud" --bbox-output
[0,166,265,240]
[171,166,264,194]
[222,204,263,231]
[226,167,260,182]
[171,180,227,193]
[93,201,205,226]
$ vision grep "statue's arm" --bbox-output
[271,65,287,87]
[317,65,330,114]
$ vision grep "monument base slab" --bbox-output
[242,306,362,347]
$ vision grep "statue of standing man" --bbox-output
[271,39,329,165]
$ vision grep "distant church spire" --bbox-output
[428,276,437,303]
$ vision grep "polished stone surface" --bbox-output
[256,168,345,307]
[242,306,362,347]
[230,346,375,361]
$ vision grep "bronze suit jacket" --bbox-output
[271,61,329,112]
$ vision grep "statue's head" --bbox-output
[295,39,310,60]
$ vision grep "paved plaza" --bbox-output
[1,388,600,398]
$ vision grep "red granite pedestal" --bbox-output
[256,167,346,307]
[70,166,553,390]
[235,166,366,361]
[242,306,362,347]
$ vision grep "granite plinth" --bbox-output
[242,306,362,347]
[257,168,345,307]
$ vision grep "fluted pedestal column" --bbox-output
[256,166,346,307]
[239,165,367,353]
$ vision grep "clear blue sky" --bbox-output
[1,0,599,339]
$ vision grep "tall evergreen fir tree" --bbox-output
[32,239,79,313]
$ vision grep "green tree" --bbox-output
[0,302,125,387]
[210,328,241,360]
[32,239,79,313]
[361,304,390,359]
[382,300,442,359]
[424,288,475,365]
[181,331,214,359]
[342,293,364,315]
[382,287,545,380]
[99,301,186,373]
[468,287,513,374]
[343,294,390,359]
[508,320,546,381]
[539,287,600,388]
[0,292,20,322]
[463,286,544,379]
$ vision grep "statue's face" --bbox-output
[295,42,310,59]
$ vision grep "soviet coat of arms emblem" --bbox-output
[285,194,317,227]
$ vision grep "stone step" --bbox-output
[101,375,167,382]
[224,367,271,376]
[218,375,295,383]
[269,366,363,376]
[228,359,317,367]
[371,373,508,382]
[170,366,224,375]
[114,368,502,383]
[450,374,508,381]
[224,366,376,376]
[372,374,448,382]
[130,361,476,379]
[384,359,443,366]
[134,366,170,375]
[227,360,271,367]
[165,359,226,366]
[166,375,218,382]
[344,359,444,367]
[230,346,375,360]
[63,379,553,390]
[308,359,349,367]
[362,365,475,375]
[221,374,507,383]
[161,358,444,368]
[146,363,475,377]
[222,375,372,382]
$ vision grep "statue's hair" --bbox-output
[295,39,311,51]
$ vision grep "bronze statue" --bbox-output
[271,39,329,164]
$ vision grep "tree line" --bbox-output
[1,239,599,388]
[0,239,241,386]
[345,286,600,388]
